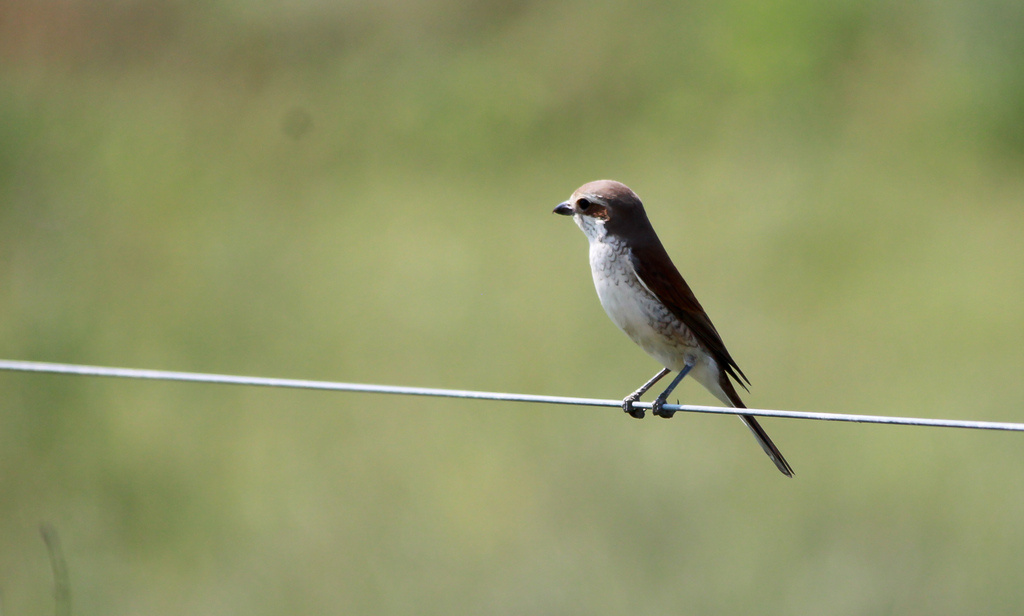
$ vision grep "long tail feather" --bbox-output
[720,374,794,477]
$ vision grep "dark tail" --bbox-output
[720,374,794,477]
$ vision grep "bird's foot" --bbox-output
[652,396,676,419]
[621,393,645,419]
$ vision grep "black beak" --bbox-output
[553,201,573,216]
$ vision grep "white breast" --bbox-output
[588,236,697,372]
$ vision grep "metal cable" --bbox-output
[1,359,1022,431]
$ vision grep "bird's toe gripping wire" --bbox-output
[651,362,694,419]
[621,397,646,419]
[621,367,670,419]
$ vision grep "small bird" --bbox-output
[554,180,793,477]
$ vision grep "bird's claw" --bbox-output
[622,396,645,419]
[652,397,676,419]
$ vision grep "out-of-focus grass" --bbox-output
[2,1,1024,614]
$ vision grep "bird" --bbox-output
[553,180,793,477]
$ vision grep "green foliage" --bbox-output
[2,0,1024,613]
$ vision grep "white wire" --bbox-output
[1,359,1022,431]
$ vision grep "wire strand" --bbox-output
[1,359,1022,432]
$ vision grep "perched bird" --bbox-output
[554,180,793,477]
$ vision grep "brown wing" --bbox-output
[629,241,795,476]
[628,242,750,390]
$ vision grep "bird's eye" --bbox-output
[577,198,592,212]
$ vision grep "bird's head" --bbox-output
[553,180,649,242]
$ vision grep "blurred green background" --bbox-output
[2,0,1024,613]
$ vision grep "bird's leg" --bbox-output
[652,361,695,418]
[622,368,670,419]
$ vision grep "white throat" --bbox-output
[574,213,608,243]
